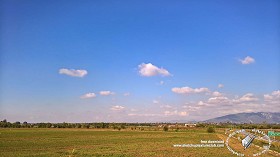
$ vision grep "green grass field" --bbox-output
[0,128,278,157]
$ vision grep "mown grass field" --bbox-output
[0,128,278,157]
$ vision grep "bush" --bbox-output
[163,125,169,132]
[207,126,215,133]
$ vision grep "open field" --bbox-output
[0,128,279,157]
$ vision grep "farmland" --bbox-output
[0,128,279,157]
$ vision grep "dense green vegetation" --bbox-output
[207,126,215,133]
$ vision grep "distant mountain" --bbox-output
[204,112,280,124]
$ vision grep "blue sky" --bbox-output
[1,0,279,122]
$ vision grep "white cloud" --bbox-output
[80,93,96,99]
[153,100,159,104]
[59,68,88,77]
[172,90,280,121]
[238,93,258,102]
[138,63,171,77]
[264,90,280,103]
[197,101,205,106]
[164,111,173,116]
[160,105,173,108]
[212,91,223,97]
[208,96,230,104]
[272,90,280,97]
[164,110,188,116]
[218,84,224,88]
[130,108,137,112]
[128,113,160,117]
[171,86,210,95]
[111,105,125,111]
[264,94,273,101]
[179,111,188,116]
[239,56,255,64]
[160,81,164,85]
[183,106,201,111]
[100,91,114,96]
[124,92,130,96]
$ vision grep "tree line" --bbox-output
[0,119,156,129]
[1,119,279,129]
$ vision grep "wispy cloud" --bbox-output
[171,86,210,95]
[160,105,173,109]
[80,93,96,99]
[264,90,280,104]
[100,91,114,96]
[212,91,223,97]
[153,100,159,104]
[59,68,88,77]
[124,92,130,96]
[164,110,188,116]
[235,93,258,102]
[208,96,230,104]
[111,105,125,111]
[127,113,160,117]
[138,63,171,77]
[239,56,255,64]
[218,84,224,88]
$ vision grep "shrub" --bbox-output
[207,126,215,133]
[163,125,169,132]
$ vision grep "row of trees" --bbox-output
[0,119,155,129]
[0,119,114,129]
[1,119,279,129]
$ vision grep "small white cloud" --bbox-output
[127,113,159,117]
[59,68,88,77]
[80,93,96,99]
[212,91,223,97]
[236,93,258,102]
[264,90,280,102]
[153,100,159,104]
[264,94,273,101]
[272,90,280,97]
[218,84,224,88]
[160,81,164,85]
[100,91,114,96]
[239,56,255,64]
[130,108,137,112]
[197,101,206,106]
[171,86,210,95]
[138,63,171,77]
[183,106,201,111]
[160,105,172,108]
[208,96,229,104]
[164,110,188,116]
[124,92,130,96]
[111,105,125,111]
[179,111,188,116]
